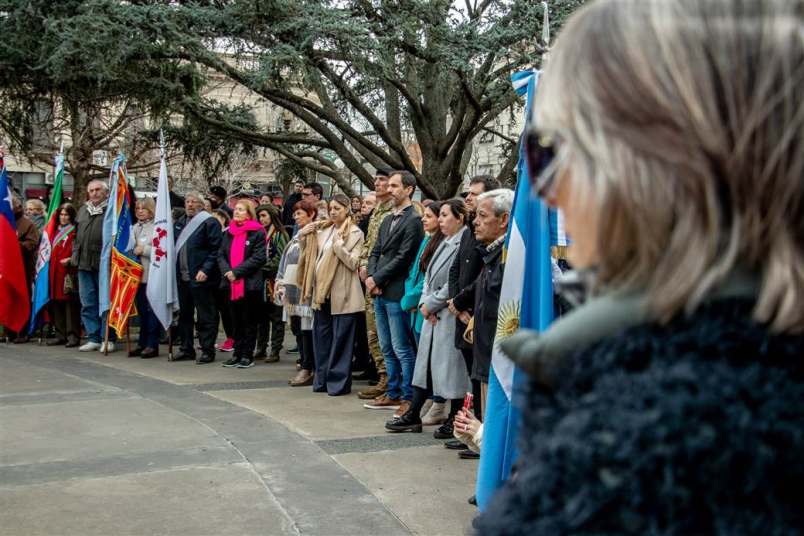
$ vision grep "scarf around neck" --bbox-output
[85,200,108,216]
[228,219,265,301]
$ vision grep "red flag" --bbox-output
[0,163,30,332]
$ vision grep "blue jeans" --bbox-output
[374,296,417,401]
[78,270,116,343]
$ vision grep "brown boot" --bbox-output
[289,369,314,387]
[357,373,387,399]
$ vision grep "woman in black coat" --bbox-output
[475,1,804,533]
[218,199,267,369]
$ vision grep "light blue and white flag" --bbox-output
[476,70,555,510]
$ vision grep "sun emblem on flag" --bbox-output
[496,300,520,341]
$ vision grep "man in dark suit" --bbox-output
[173,191,222,364]
[364,171,424,413]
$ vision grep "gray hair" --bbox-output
[477,188,514,217]
[184,191,205,203]
[87,179,108,191]
[533,0,804,332]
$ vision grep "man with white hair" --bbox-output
[173,191,222,364]
[71,179,116,352]
[449,188,513,419]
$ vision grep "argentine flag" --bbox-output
[476,70,556,510]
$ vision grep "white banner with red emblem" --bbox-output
[146,131,179,330]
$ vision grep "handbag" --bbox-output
[63,273,77,294]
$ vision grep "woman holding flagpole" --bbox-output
[219,199,267,369]
[47,203,80,348]
[130,197,160,358]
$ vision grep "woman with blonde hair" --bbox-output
[477,0,804,532]
[298,193,365,395]
[218,199,267,369]
[130,197,160,358]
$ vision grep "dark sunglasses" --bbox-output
[524,130,558,197]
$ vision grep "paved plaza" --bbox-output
[0,341,477,536]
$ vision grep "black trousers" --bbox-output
[229,291,262,359]
[461,347,483,420]
[50,299,80,340]
[178,281,218,357]
[135,284,161,349]
[352,310,372,371]
[215,287,234,339]
[312,302,357,396]
[290,316,315,372]
[256,302,285,356]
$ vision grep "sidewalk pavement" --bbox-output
[0,339,477,536]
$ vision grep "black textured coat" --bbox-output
[449,222,484,350]
[174,215,222,288]
[476,299,804,535]
[218,228,267,294]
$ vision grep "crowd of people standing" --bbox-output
[7,170,513,463]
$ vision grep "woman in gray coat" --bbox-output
[386,198,470,435]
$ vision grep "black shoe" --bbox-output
[237,358,255,368]
[468,495,477,506]
[353,370,379,382]
[445,439,467,450]
[65,336,80,348]
[253,348,267,359]
[141,347,159,359]
[196,354,215,364]
[287,346,299,354]
[385,411,422,433]
[459,449,480,459]
[172,351,196,361]
[46,338,67,346]
[128,347,143,357]
[433,421,454,439]
[222,356,241,367]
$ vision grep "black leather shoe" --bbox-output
[353,370,379,382]
[196,354,215,364]
[385,411,422,433]
[433,421,454,439]
[171,351,196,361]
[140,347,159,359]
[128,347,143,357]
[444,439,467,450]
[253,348,267,359]
[46,338,67,346]
[459,449,480,459]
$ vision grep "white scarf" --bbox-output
[176,211,212,253]
[85,200,108,216]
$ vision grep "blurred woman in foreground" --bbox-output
[477,0,804,533]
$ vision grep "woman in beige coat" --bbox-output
[298,194,365,395]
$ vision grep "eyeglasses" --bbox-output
[524,130,558,198]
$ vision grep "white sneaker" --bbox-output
[100,342,116,353]
[422,402,448,426]
[79,342,101,352]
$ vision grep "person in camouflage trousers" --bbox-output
[357,169,393,400]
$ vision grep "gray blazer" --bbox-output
[413,226,471,399]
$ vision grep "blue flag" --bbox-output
[476,70,555,510]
